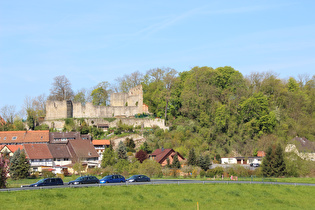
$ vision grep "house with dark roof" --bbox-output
[49,132,92,144]
[23,144,54,173]
[67,139,99,168]
[0,130,49,145]
[48,144,72,173]
[285,137,315,161]
[149,148,185,166]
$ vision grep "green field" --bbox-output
[1,183,315,209]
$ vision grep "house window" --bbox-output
[4,137,6,140]
[64,158,69,161]
[12,136,17,140]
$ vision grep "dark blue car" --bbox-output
[68,175,99,185]
[126,175,150,182]
[100,175,126,184]
[29,178,64,187]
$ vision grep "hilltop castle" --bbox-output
[45,85,149,120]
[42,85,167,130]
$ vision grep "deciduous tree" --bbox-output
[135,150,148,163]
[48,75,73,101]
[101,145,116,168]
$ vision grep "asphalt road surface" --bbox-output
[1,179,315,192]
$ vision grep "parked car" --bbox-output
[100,174,126,184]
[126,175,150,182]
[29,178,64,187]
[68,175,99,185]
[250,163,260,167]
[253,163,260,167]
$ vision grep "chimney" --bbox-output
[161,147,164,152]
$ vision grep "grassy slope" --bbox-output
[1,184,315,210]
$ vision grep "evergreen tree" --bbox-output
[203,154,211,171]
[116,141,128,160]
[187,148,197,166]
[262,146,274,177]
[0,154,8,188]
[16,150,30,179]
[140,141,152,154]
[198,154,204,169]
[172,153,181,169]
[101,145,116,168]
[273,143,286,177]
[9,149,29,179]
[166,157,171,168]
[9,148,21,179]
[125,137,135,152]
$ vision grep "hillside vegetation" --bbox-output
[142,66,315,158]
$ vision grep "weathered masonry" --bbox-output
[45,85,149,120]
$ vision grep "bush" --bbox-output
[87,167,103,176]
[200,170,205,178]
[42,170,55,178]
[139,159,162,178]
[205,170,215,178]
[56,173,65,179]
[101,166,115,177]
[192,169,198,178]
[30,171,40,179]
[170,169,180,178]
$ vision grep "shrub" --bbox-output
[30,171,40,179]
[42,170,55,178]
[101,166,115,177]
[56,173,65,179]
[200,170,206,178]
[192,169,198,178]
[170,169,180,178]
[88,167,103,176]
[205,169,215,178]
[139,159,162,178]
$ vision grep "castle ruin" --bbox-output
[45,85,149,120]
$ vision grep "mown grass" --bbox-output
[1,183,315,209]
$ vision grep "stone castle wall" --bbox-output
[45,85,146,120]
[41,118,168,130]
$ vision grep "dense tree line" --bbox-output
[140,67,315,160]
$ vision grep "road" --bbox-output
[1,179,315,192]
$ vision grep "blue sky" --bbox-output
[1,0,315,113]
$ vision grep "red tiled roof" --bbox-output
[0,130,49,144]
[92,140,110,146]
[257,151,265,157]
[0,145,4,151]
[23,144,53,159]
[6,145,24,153]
